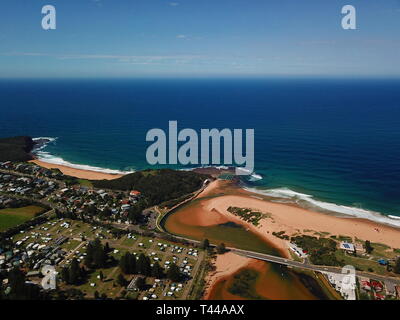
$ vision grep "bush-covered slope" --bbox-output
[93,169,208,206]
[0,136,35,162]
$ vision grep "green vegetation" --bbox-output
[0,205,46,232]
[200,239,210,250]
[364,240,374,254]
[1,267,43,300]
[227,206,269,226]
[162,193,194,209]
[77,179,93,188]
[394,258,400,274]
[119,252,138,274]
[337,235,353,242]
[84,239,112,269]
[293,269,333,300]
[272,230,289,240]
[228,269,262,299]
[61,258,86,285]
[117,274,128,287]
[167,263,183,282]
[334,250,388,275]
[93,169,207,206]
[216,243,227,254]
[0,136,35,162]
[188,257,209,300]
[119,249,182,282]
[291,235,342,266]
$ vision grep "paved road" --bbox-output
[231,248,400,285]
[155,180,210,232]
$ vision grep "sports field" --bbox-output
[0,205,46,231]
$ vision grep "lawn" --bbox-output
[77,179,93,188]
[335,250,388,275]
[0,205,46,231]
[121,236,137,247]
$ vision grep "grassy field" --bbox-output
[77,179,94,188]
[0,205,46,231]
[335,250,388,275]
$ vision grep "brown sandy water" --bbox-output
[207,260,329,300]
[163,182,333,300]
[163,199,279,255]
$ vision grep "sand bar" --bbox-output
[195,180,400,254]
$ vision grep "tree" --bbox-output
[216,243,226,254]
[84,242,94,267]
[167,263,182,282]
[69,258,82,285]
[7,267,41,300]
[119,252,137,274]
[137,253,151,276]
[200,239,210,250]
[136,276,146,291]
[394,257,400,274]
[364,240,373,254]
[61,267,70,284]
[127,253,137,274]
[128,207,142,224]
[86,238,109,269]
[151,262,164,279]
[119,253,128,274]
[93,239,107,268]
[117,274,128,287]
[104,242,111,253]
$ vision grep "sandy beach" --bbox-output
[30,160,124,180]
[197,180,400,299]
[194,180,400,255]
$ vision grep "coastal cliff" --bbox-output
[0,136,35,162]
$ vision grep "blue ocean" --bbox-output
[1,78,400,224]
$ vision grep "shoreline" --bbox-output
[195,180,400,253]
[243,185,400,229]
[197,180,400,299]
[203,252,251,300]
[29,159,125,180]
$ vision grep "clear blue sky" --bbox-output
[1,0,399,78]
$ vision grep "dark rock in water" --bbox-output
[32,138,51,152]
[192,166,235,178]
[0,136,35,162]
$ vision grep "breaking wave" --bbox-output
[244,186,400,228]
[32,137,134,175]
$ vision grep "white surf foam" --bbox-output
[244,186,400,228]
[235,167,263,181]
[181,165,263,181]
[248,173,263,181]
[32,137,134,175]
[32,137,58,152]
